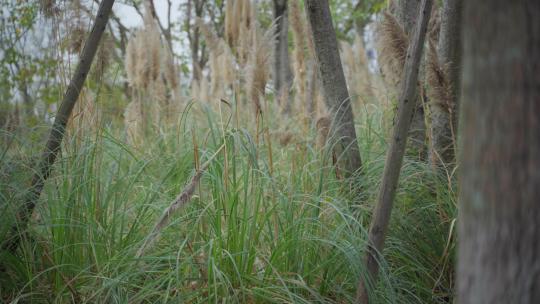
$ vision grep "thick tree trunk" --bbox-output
[396,0,428,160]
[458,1,540,303]
[1,0,116,253]
[304,0,362,176]
[356,0,433,302]
[430,0,462,168]
[273,0,292,112]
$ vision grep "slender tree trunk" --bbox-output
[304,0,362,176]
[1,0,116,253]
[356,0,432,302]
[273,0,292,113]
[429,0,462,168]
[396,0,428,160]
[458,1,540,303]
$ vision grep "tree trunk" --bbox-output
[430,0,462,168]
[356,0,433,302]
[304,0,362,176]
[396,0,428,160]
[273,0,292,113]
[458,1,540,303]
[1,0,116,253]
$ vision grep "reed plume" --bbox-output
[246,22,274,115]
[375,11,409,89]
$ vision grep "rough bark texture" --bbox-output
[396,0,421,32]
[396,0,428,159]
[304,0,362,176]
[430,0,462,167]
[2,0,116,252]
[273,0,292,112]
[356,0,433,302]
[458,1,540,303]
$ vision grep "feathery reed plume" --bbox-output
[316,115,331,150]
[376,11,409,88]
[123,4,182,143]
[69,26,86,54]
[125,36,138,87]
[220,42,237,89]
[290,0,307,109]
[124,100,143,145]
[191,78,209,103]
[341,36,374,105]
[224,0,235,46]
[426,37,457,166]
[246,22,275,115]
[197,18,227,99]
[163,47,179,91]
[191,80,200,101]
[237,12,252,64]
[136,144,225,258]
[428,4,441,43]
[426,40,451,113]
[196,18,221,52]
[274,131,295,147]
[92,33,113,81]
[67,90,100,147]
[67,0,86,53]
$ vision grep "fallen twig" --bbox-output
[135,144,225,258]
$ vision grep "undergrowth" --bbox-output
[0,101,456,303]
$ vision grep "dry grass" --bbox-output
[426,40,451,114]
[290,0,307,112]
[341,36,374,106]
[246,22,274,115]
[123,5,181,146]
[375,11,409,90]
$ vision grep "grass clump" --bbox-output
[1,100,455,303]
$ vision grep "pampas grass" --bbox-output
[290,0,307,113]
[123,5,181,145]
[426,40,451,114]
[246,22,274,115]
[341,36,374,107]
[375,11,409,89]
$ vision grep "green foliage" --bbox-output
[0,0,60,118]
[329,0,386,41]
[0,102,456,303]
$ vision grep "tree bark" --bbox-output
[430,0,462,168]
[396,0,428,160]
[273,0,292,112]
[356,0,433,302]
[304,0,362,176]
[1,0,116,253]
[458,1,540,303]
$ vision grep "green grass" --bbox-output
[0,102,456,303]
